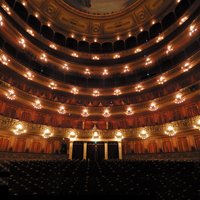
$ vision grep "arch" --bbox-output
[90,42,101,53]
[162,12,176,30]
[137,31,149,44]
[27,15,41,32]
[78,41,89,52]
[41,25,54,40]
[102,42,113,53]
[125,36,137,49]
[114,40,125,51]
[150,23,162,39]
[66,38,78,50]
[14,2,28,21]
[175,0,190,18]
[5,0,16,8]
[54,32,65,46]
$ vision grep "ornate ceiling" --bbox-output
[28,0,175,38]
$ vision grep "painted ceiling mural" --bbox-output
[64,0,136,14]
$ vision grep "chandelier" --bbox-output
[135,84,144,92]
[33,99,42,109]
[181,62,191,72]
[138,129,149,139]
[42,128,53,139]
[13,124,26,135]
[125,107,134,115]
[68,131,77,141]
[115,131,123,140]
[103,109,111,118]
[174,93,185,104]
[24,71,34,80]
[71,87,79,94]
[81,108,89,117]
[193,119,200,130]
[164,125,176,136]
[157,76,166,85]
[48,82,57,90]
[58,105,66,115]
[6,89,16,100]
[92,90,100,97]
[149,102,158,111]
[0,54,10,65]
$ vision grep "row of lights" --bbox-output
[12,118,200,140]
[5,88,186,116]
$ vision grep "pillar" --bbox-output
[104,142,108,160]
[118,141,122,160]
[187,135,196,150]
[83,142,87,160]
[69,141,73,160]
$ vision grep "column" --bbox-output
[187,135,196,150]
[104,142,108,160]
[118,141,122,160]
[68,141,73,160]
[83,142,87,160]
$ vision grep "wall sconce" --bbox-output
[164,125,176,136]
[13,123,26,135]
[42,128,53,138]
[138,129,149,139]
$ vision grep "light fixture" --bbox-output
[2,4,11,15]
[174,93,185,104]
[102,69,109,76]
[125,107,134,115]
[24,71,34,80]
[46,21,51,27]
[189,24,197,36]
[71,33,75,38]
[26,29,34,36]
[128,32,132,37]
[18,38,26,48]
[166,45,173,54]
[151,20,156,25]
[164,125,176,136]
[58,105,66,115]
[34,13,39,18]
[103,108,111,118]
[22,1,27,6]
[43,128,53,138]
[0,14,3,26]
[181,62,191,72]
[157,76,166,85]
[138,129,149,139]
[140,27,143,32]
[123,65,130,73]
[115,131,123,140]
[81,108,89,117]
[71,52,78,57]
[156,35,164,43]
[68,131,77,141]
[149,102,158,111]
[135,84,144,92]
[82,37,86,41]
[84,68,91,75]
[179,16,188,25]
[114,89,121,96]
[117,36,120,40]
[49,43,57,50]
[12,123,26,135]
[113,54,120,59]
[134,48,142,53]
[0,54,10,65]
[94,38,97,42]
[6,89,16,100]
[33,99,42,109]
[92,89,100,97]
[48,81,57,90]
[193,119,200,130]
[92,56,99,60]
[62,63,69,71]
[40,53,47,62]
[145,57,152,66]
[71,87,79,94]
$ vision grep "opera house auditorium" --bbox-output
[0,0,199,198]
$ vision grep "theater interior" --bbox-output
[0,0,200,198]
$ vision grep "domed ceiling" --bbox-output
[64,0,137,15]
